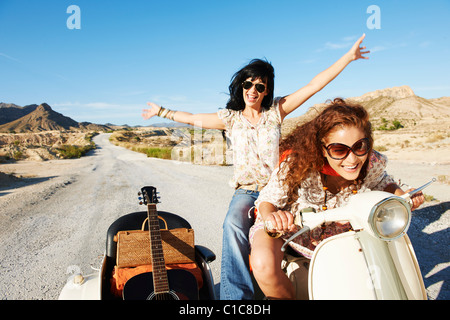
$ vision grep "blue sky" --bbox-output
[0,0,449,126]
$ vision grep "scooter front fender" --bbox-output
[58,273,101,300]
[387,234,427,300]
[58,256,105,300]
[308,231,426,300]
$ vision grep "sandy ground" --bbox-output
[0,133,448,300]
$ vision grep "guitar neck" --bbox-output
[147,203,170,294]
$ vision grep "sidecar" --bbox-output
[59,210,217,300]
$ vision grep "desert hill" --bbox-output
[0,103,110,133]
[0,103,39,125]
[0,103,110,161]
[282,85,450,136]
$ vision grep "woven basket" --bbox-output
[116,227,195,268]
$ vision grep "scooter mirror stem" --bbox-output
[281,226,310,252]
[408,178,436,197]
[400,178,436,204]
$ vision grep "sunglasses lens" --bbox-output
[243,81,253,90]
[242,81,266,93]
[329,145,350,159]
[353,139,369,156]
[255,84,266,93]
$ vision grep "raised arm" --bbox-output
[142,102,225,130]
[278,34,370,120]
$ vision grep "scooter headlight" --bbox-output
[369,197,411,240]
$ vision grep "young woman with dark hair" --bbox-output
[249,98,425,299]
[142,34,370,300]
[226,58,275,111]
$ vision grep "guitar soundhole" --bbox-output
[148,291,180,300]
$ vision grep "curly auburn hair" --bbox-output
[278,98,374,210]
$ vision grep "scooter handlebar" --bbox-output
[281,206,349,252]
[279,179,435,253]
[400,178,436,205]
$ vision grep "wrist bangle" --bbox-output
[158,107,177,121]
[160,108,170,119]
[157,106,165,117]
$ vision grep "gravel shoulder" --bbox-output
[0,133,448,300]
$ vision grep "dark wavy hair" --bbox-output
[278,98,374,209]
[226,59,275,111]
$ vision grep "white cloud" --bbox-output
[0,52,20,62]
[342,35,358,42]
[50,101,144,125]
[53,101,137,109]
[300,58,318,64]
[85,102,122,109]
[315,35,358,52]
[419,41,432,48]
[370,46,387,53]
[324,41,351,50]
[148,95,189,104]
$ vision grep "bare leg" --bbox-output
[250,229,295,299]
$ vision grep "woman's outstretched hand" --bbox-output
[142,102,161,120]
[349,34,370,61]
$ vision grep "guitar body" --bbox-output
[123,268,199,300]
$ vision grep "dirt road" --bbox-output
[0,133,234,299]
[0,133,448,299]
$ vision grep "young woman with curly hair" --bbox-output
[143,35,370,300]
[249,98,425,299]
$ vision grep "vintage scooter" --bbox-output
[258,179,435,300]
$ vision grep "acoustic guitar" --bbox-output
[122,186,198,300]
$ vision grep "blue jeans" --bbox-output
[220,189,259,300]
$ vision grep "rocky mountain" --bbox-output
[0,103,38,125]
[282,85,450,135]
[0,103,111,132]
[352,85,416,101]
[349,85,450,126]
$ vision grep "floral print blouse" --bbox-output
[251,150,396,258]
[217,97,282,189]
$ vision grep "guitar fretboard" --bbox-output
[147,204,169,294]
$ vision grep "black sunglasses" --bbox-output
[324,138,370,160]
[242,81,266,93]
